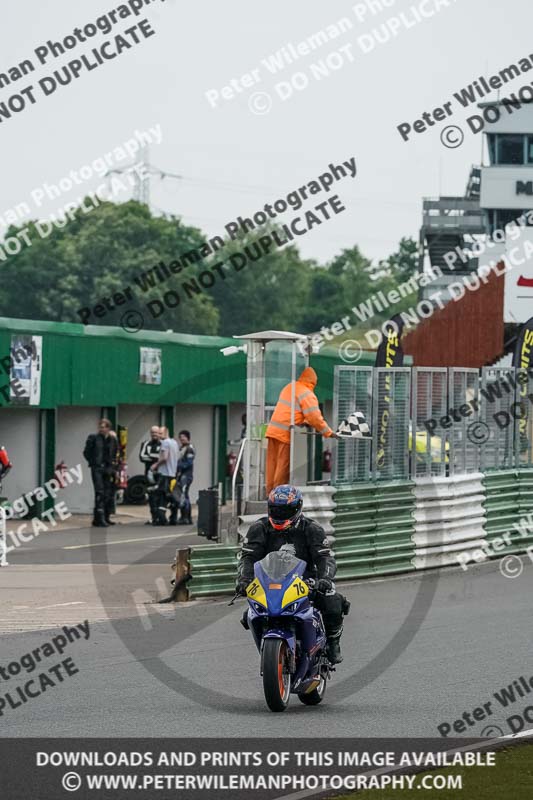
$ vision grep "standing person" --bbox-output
[265,367,337,493]
[150,426,178,526]
[83,419,119,528]
[176,430,195,525]
[139,426,162,474]
[139,426,161,525]
[106,429,120,525]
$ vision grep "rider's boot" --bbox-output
[326,626,343,665]
[92,509,108,528]
[153,505,168,526]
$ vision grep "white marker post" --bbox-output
[0,506,8,567]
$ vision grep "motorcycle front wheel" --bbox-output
[262,639,291,712]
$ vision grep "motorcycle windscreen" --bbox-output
[258,550,305,582]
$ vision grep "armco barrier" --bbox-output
[301,485,336,537]
[484,470,519,542]
[188,544,239,599]
[332,480,415,579]
[483,469,533,555]
[180,468,533,601]
[411,473,487,570]
[186,482,414,597]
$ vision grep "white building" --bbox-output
[420,101,533,328]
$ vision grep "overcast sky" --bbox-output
[0,0,530,265]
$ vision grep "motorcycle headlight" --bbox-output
[283,601,300,614]
[251,601,267,614]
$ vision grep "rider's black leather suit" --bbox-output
[238,515,344,640]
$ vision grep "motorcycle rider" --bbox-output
[235,484,347,664]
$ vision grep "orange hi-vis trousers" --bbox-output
[266,438,291,494]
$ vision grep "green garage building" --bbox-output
[0,317,374,514]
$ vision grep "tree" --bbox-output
[371,237,420,319]
[208,226,312,336]
[0,201,219,335]
[0,197,421,339]
[376,237,419,284]
[297,245,377,331]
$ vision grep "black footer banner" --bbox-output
[0,737,507,800]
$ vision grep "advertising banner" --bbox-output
[512,315,533,450]
[375,316,405,469]
[9,335,42,405]
[139,347,162,385]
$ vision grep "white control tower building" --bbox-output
[419,101,533,336]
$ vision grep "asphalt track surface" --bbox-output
[1,521,532,739]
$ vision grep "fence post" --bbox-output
[174,547,191,602]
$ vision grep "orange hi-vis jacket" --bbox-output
[265,367,334,444]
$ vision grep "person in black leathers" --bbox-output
[139,426,161,525]
[85,418,119,528]
[139,426,162,475]
[235,484,348,664]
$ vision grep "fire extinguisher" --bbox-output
[117,426,128,489]
[55,461,68,488]
[118,464,128,490]
[227,451,238,477]
[322,449,332,473]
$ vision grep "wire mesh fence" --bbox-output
[480,367,516,471]
[411,368,448,478]
[448,368,480,476]
[333,366,372,485]
[332,365,533,483]
[372,368,411,481]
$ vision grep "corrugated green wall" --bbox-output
[0,318,247,409]
[0,318,392,410]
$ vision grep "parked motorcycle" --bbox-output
[240,546,333,712]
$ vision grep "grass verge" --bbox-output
[332,743,533,800]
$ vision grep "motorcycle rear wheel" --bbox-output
[298,673,327,706]
[262,639,291,712]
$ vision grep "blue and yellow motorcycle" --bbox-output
[241,547,332,712]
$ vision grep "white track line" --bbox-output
[63,532,192,550]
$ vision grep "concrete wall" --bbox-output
[228,402,246,444]
[0,408,40,505]
[56,407,100,513]
[173,404,213,504]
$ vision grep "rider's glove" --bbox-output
[236,577,249,596]
[316,578,333,594]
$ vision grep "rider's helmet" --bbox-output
[268,485,303,531]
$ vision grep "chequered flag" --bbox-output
[336,411,371,438]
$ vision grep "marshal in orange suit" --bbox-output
[265,366,335,493]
